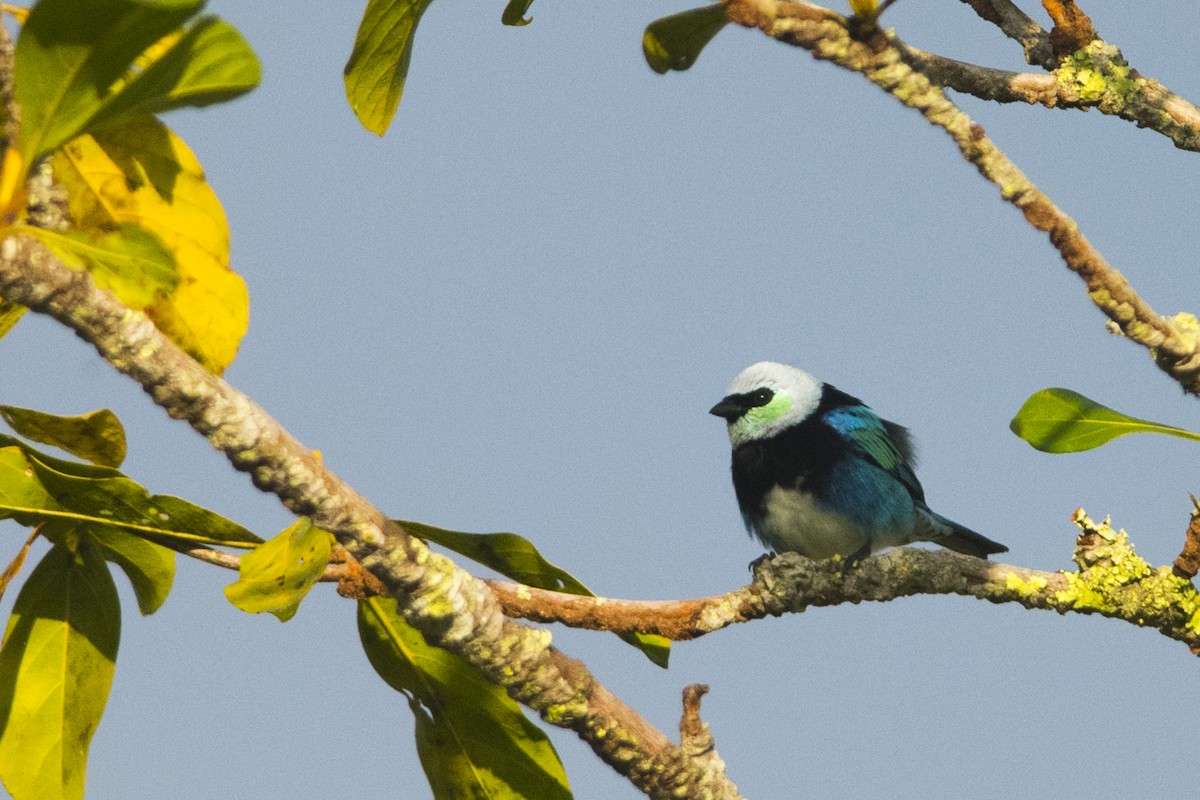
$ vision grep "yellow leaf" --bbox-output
[1,4,29,24]
[51,116,248,373]
[0,147,25,223]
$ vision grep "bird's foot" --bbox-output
[841,543,872,570]
[747,551,775,576]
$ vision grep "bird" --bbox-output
[709,361,1007,562]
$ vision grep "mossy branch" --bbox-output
[902,39,1200,154]
[487,510,1200,656]
[721,0,1200,395]
[0,235,742,800]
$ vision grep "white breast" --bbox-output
[756,486,870,560]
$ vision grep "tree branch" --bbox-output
[954,0,1054,69]
[722,0,1200,395]
[901,42,1200,154]
[0,230,743,800]
[487,511,1200,655]
[159,500,1200,656]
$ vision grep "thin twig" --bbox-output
[1173,496,1200,580]
[956,0,1054,68]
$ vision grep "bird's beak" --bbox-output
[709,397,746,422]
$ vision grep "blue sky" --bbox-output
[3,2,1199,798]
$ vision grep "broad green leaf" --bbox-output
[0,299,24,341]
[87,16,260,129]
[0,405,127,468]
[52,116,249,373]
[1010,388,1200,453]
[399,520,671,668]
[0,435,262,548]
[358,597,572,800]
[0,540,120,800]
[502,0,533,26]
[88,526,174,615]
[17,224,177,311]
[14,0,202,163]
[643,5,729,75]
[344,0,436,135]
[224,519,331,622]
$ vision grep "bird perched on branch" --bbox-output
[710,361,1007,562]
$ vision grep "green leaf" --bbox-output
[1010,388,1200,453]
[0,435,262,548]
[0,300,24,341]
[358,597,572,800]
[643,5,729,75]
[87,16,261,128]
[88,526,174,615]
[0,405,127,468]
[343,0,436,135]
[501,0,533,26]
[224,519,331,622]
[0,540,120,800]
[15,0,203,163]
[399,520,671,668]
[16,223,178,311]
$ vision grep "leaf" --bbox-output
[87,526,174,615]
[344,0,437,135]
[0,540,120,800]
[87,16,260,128]
[0,299,24,341]
[0,405,127,468]
[400,520,671,668]
[501,0,533,26]
[14,0,203,163]
[642,5,729,75]
[358,597,572,800]
[51,116,249,373]
[1010,388,1200,453]
[224,519,331,622]
[0,436,262,548]
[17,224,177,310]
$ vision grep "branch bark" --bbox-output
[0,228,743,800]
[165,507,1200,657]
[487,511,1200,655]
[901,42,1200,154]
[722,0,1200,395]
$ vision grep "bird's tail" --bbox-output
[923,510,1008,559]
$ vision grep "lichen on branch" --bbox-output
[721,0,1200,395]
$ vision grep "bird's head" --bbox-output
[709,361,823,447]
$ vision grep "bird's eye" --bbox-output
[749,388,774,407]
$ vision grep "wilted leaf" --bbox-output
[17,224,177,311]
[14,0,201,163]
[0,435,262,548]
[1010,388,1200,453]
[400,520,670,667]
[0,405,127,468]
[502,0,533,26]
[224,518,331,622]
[358,597,572,800]
[643,5,729,75]
[0,540,120,800]
[344,0,436,135]
[52,116,249,373]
